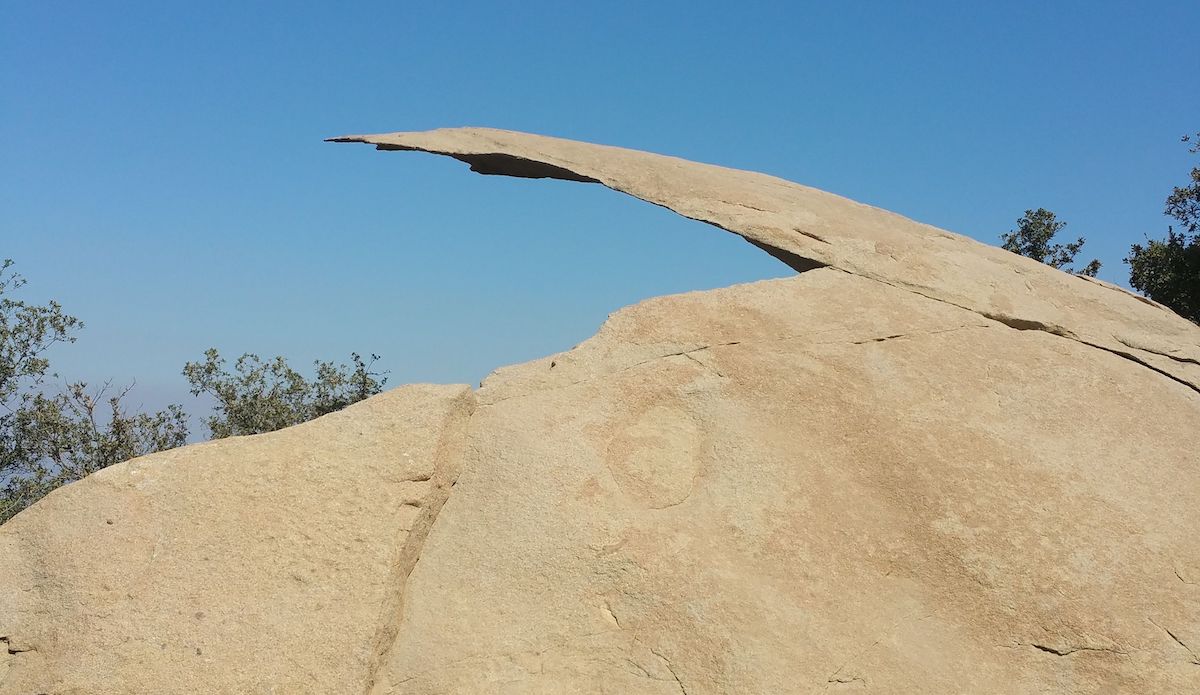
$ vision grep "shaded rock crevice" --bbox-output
[363,388,478,695]
[0,637,34,655]
[1020,642,1129,658]
[844,271,1200,395]
[1114,336,1200,366]
[1073,339,1200,395]
[1148,618,1200,665]
[448,152,602,182]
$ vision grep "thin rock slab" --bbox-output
[331,127,1200,394]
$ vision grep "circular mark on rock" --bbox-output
[605,405,704,509]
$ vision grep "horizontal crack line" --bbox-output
[844,270,1200,396]
[478,323,996,406]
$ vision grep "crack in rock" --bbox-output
[647,647,690,695]
[1013,642,1129,657]
[1149,618,1200,665]
[846,325,984,345]
[481,321,997,407]
[624,658,656,680]
[363,389,478,695]
[853,271,1200,395]
[479,342,742,405]
[795,228,833,245]
[1115,336,1200,365]
[0,636,34,655]
[678,350,724,378]
[825,610,935,689]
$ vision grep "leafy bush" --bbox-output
[1,259,387,522]
[0,260,187,522]
[182,349,387,438]
[1126,134,1200,323]
[1000,208,1101,277]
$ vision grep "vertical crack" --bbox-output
[647,647,690,695]
[362,389,478,694]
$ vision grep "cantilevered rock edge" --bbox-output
[329,127,1200,392]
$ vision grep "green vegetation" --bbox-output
[0,260,185,521]
[182,349,386,439]
[999,208,1101,277]
[1001,133,1198,324]
[1,260,385,522]
[1126,134,1200,323]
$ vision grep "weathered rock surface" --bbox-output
[1,385,475,693]
[2,129,1198,694]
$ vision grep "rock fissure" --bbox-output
[813,268,1200,397]
[624,658,651,679]
[717,198,772,214]
[1149,618,1200,665]
[680,350,724,377]
[824,610,934,689]
[1114,337,1200,366]
[601,600,624,628]
[478,341,743,406]
[0,637,33,655]
[1076,274,1169,310]
[843,271,1200,395]
[480,323,1017,406]
[845,325,985,345]
[363,389,478,695]
[647,647,690,695]
[795,228,833,245]
[1019,642,1129,657]
[1074,339,1200,395]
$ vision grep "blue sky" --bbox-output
[3,1,1198,420]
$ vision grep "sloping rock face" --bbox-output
[2,130,1198,695]
[1,385,475,693]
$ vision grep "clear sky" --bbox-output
[3,1,1198,419]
